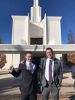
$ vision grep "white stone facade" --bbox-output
[12,16,62,46]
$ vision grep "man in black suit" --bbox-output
[9,52,37,100]
[40,48,63,100]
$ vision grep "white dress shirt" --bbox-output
[45,58,54,81]
[26,61,36,74]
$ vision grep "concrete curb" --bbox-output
[0,71,9,75]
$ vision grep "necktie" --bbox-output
[29,62,35,74]
[29,62,33,72]
[49,60,52,83]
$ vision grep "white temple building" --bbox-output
[4,0,62,69]
[12,0,62,45]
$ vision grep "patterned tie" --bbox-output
[49,60,52,84]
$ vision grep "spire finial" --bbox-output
[31,0,41,22]
[34,0,39,6]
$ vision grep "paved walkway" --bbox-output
[59,72,75,100]
[0,72,75,100]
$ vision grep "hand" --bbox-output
[8,65,14,73]
[20,60,24,64]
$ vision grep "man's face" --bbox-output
[25,53,32,62]
[46,49,53,59]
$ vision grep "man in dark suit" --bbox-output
[9,52,37,100]
[40,47,63,100]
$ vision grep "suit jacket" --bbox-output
[11,61,37,95]
[40,57,63,88]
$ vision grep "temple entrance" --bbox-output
[30,38,43,45]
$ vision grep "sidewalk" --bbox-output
[0,71,75,100]
[0,69,9,75]
[59,72,75,100]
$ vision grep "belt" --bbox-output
[46,80,54,85]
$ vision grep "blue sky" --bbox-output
[0,0,75,44]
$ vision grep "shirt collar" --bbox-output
[47,58,52,60]
[26,60,31,65]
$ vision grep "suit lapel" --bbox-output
[43,58,47,70]
[54,58,58,72]
[44,58,56,72]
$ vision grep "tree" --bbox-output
[0,53,6,68]
[0,37,6,69]
[67,30,75,66]
[67,30,75,44]
[0,37,2,43]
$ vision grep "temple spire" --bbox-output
[34,0,39,6]
[30,0,41,22]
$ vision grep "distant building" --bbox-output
[4,0,62,69]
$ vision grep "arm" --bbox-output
[36,58,44,93]
[9,64,21,77]
[39,58,44,80]
[58,61,63,86]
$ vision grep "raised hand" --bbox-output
[8,65,14,73]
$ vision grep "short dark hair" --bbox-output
[25,52,33,56]
[46,47,53,53]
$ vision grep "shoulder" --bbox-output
[54,58,59,61]
[40,57,46,63]
[54,58,61,64]
[19,61,25,67]
[41,57,46,61]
